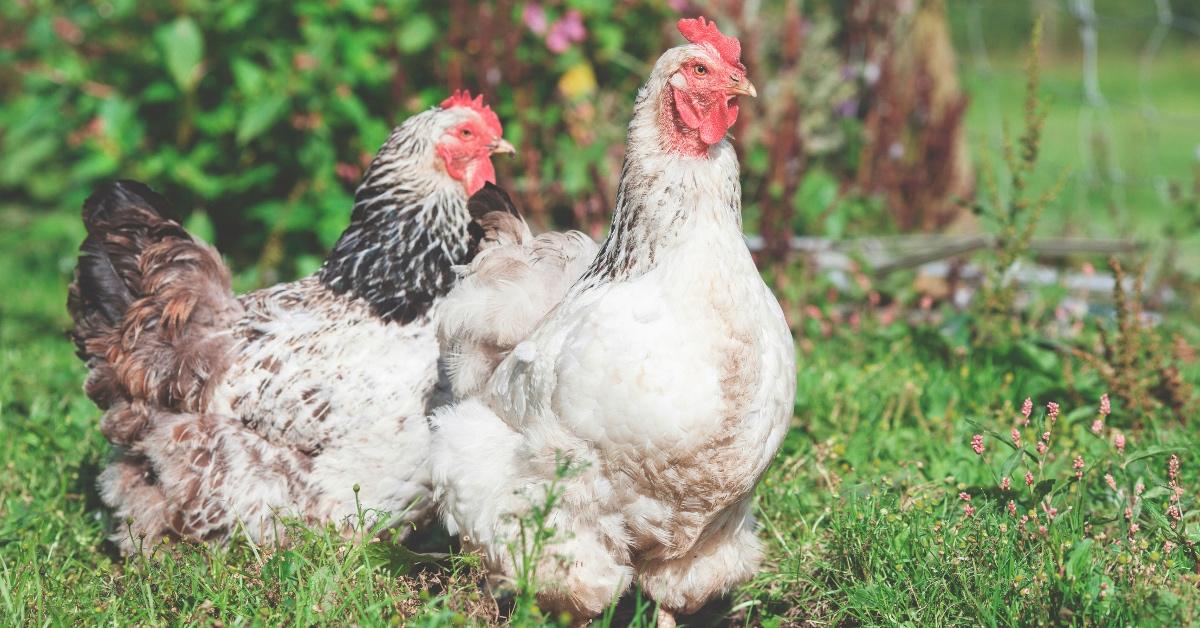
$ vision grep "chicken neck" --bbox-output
[318,132,472,325]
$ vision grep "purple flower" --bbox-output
[523,3,548,35]
[837,98,859,119]
[667,0,690,12]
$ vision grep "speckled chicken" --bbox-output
[67,92,513,552]
[429,20,796,626]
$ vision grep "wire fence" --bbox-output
[750,0,1199,311]
[966,0,1200,218]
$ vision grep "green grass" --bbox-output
[2,202,1198,625]
[962,48,1200,243]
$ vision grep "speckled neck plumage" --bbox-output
[318,114,471,324]
[578,49,742,289]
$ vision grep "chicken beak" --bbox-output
[728,78,758,98]
[488,139,516,155]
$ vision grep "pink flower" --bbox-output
[522,3,548,35]
[1091,419,1104,435]
[666,0,690,11]
[1099,393,1111,416]
[1000,477,1011,491]
[1165,540,1176,553]
[1105,473,1117,491]
[545,9,586,54]
[971,434,984,455]
[1010,428,1021,446]
[1129,523,1140,536]
[1124,506,1133,521]
[1073,455,1085,479]
[1007,500,1018,516]
[1021,397,1033,423]
[1025,471,1035,487]
[1042,502,1058,519]
[1134,481,1144,496]
[559,10,586,41]
[546,29,569,53]
[963,504,976,517]
[1046,401,1060,422]
[1041,431,1051,442]
[959,492,972,502]
[1036,442,1047,455]
[1114,433,1126,454]
[1168,454,1180,481]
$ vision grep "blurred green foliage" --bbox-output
[0,0,682,278]
[3,0,1196,286]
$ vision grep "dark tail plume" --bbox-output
[68,181,190,361]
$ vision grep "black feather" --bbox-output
[82,180,175,232]
[467,182,521,221]
[76,234,134,326]
[71,180,186,332]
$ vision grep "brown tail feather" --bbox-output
[67,181,241,438]
[68,180,188,362]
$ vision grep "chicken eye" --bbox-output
[460,128,473,138]
[694,64,707,76]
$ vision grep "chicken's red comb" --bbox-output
[439,90,503,137]
[677,16,744,71]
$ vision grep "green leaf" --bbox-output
[1064,539,1094,581]
[794,167,840,236]
[1000,446,1026,478]
[1123,445,1189,467]
[0,136,57,185]
[156,17,205,92]
[397,14,437,54]
[237,94,289,145]
[263,550,303,583]
[184,209,217,244]
[231,58,268,97]
[1013,339,1059,374]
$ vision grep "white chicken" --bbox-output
[430,18,795,626]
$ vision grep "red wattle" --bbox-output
[438,143,496,195]
[672,86,738,148]
[467,156,496,196]
[699,97,729,145]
